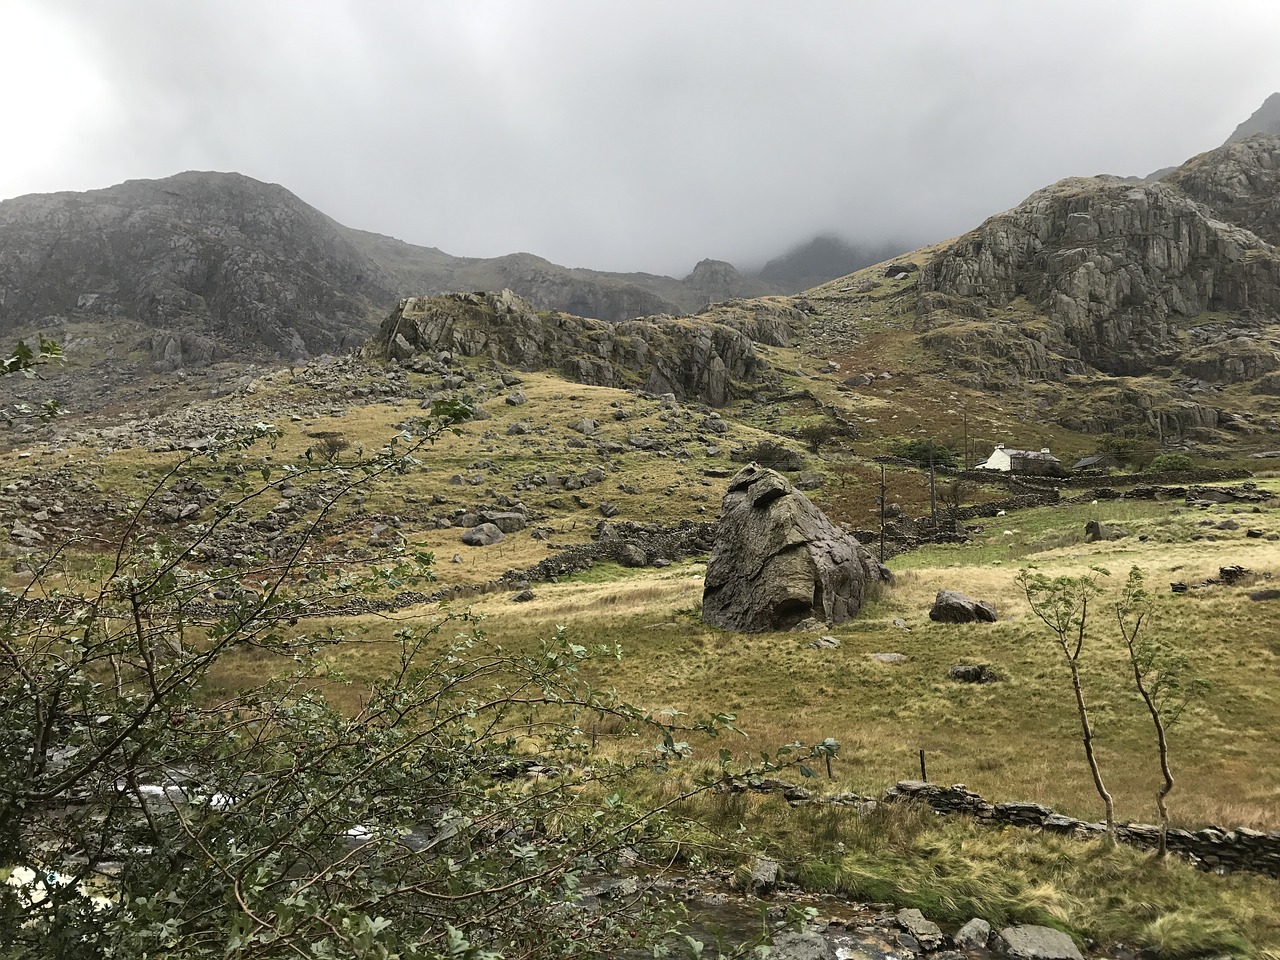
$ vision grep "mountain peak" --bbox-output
[1224,92,1280,144]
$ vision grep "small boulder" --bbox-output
[949,663,998,684]
[461,523,505,547]
[768,931,837,960]
[617,543,647,568]
[998,925,1082,960]
[509,589,535,603]
[896,908,944,951]
[749,857,781,894]
[505,391,527,406]
[954,918,991,950]
[929,589,998,623]
[1084,520,1128,542]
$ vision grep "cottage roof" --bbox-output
[1072,454,1110,470]
[1005,448,1061,463]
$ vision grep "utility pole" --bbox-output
[929,451,937,531]
[879,465,886,562]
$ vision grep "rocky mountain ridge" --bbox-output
[0,171,779,365]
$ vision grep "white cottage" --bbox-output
[977,444,1064,476]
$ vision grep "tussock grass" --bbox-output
[636,772,1280,954]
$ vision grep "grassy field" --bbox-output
[6,346,1280,954]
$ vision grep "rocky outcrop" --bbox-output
[1165,135,1280,245]
[691,298,806,347]
[918,173,1280,378]
[702,465,890,632]
[373,290,772,406]
[908,139,1280,439]
[682,258,777,307]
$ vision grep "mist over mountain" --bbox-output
[751,235,912,294]
[1226,92,1280,144]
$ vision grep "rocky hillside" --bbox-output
[0,171,781,365]
[372,288,806,406]
[897,135,1280,435]
[0,172,390,364]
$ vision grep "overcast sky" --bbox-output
[2,1,1278,276]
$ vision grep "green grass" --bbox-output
[7,342,1280,955]
[630,780,1280,955]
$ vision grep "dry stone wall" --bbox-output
[883,780,1280,877]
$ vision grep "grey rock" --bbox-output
[702,465,892,633]
[582,876,639,900]
[896,908,945,951]
[10,521,44,545]
[482,511,527,534]
[954,918,991,950]
[767,930,837,960]
[378,290,782,408]
[509,589,535,603]
[460,523,505,547]
[617,543,647,568]
[1084,520,1128,542]
[749,857,781,894]
[949,663,999,684]
[997,925,1082,960]
[929,589,998,623]
[505,391,528,406]
[809,635,841,650]
[870,652,908,664]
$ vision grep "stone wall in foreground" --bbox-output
[883,780,1280,877]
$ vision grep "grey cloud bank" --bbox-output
[3,0,1279,276]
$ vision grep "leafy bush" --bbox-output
[1146,453,1195,473]
[888,438,957,468]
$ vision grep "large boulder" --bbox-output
[929,589,998,623]
[461,523,505,547]
[702,465,891,632]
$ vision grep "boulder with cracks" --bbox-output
[702,465,891,632]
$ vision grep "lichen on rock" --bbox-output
[702,465,891,633]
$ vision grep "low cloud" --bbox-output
[4,0,1279,275]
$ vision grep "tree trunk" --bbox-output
[1068,657,1115,841]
